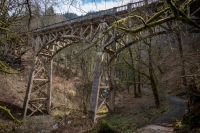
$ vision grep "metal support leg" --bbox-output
[23,67,35,117]
[23,57,37,117]
[47,59,53,113]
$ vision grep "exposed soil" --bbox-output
[136,97,187,133]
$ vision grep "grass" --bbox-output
[106,114,136,129]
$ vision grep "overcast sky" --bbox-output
[55,0,131,16]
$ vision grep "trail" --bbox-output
[136,96,187,133]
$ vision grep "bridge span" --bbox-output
[23,0,159,118]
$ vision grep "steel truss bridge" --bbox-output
[22,0,199,122]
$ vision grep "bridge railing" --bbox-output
[32,0,159,33]
[148,0,159,4]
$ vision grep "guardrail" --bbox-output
[32,0,158,33]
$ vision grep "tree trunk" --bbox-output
[81,57,88,115]
[134,82,138,98]
[108,43,116,112]
[128,47,138,97]
[147,39,160,108]
[138,73,141,97]
[176,33,187,87]
[137,44,142,97]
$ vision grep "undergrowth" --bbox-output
[91,101,172,133]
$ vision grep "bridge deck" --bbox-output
[31,0,158,34]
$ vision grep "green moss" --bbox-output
[67,89,76,99]
[98,120,115,133]
[0,106,21,125]
[146,8,170,24]
[52,110,65,119]
[97,106,108,115]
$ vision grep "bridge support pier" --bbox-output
[23,57,36,117]
[23,56,53,117]
[88,51,104,122]
[88,22,105,122]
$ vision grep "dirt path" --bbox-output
[136,96,187,133]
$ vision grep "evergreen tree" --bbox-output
[64,12,78,19]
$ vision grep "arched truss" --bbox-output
[23,18,119,117]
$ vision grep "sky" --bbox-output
[55,0,131,16]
